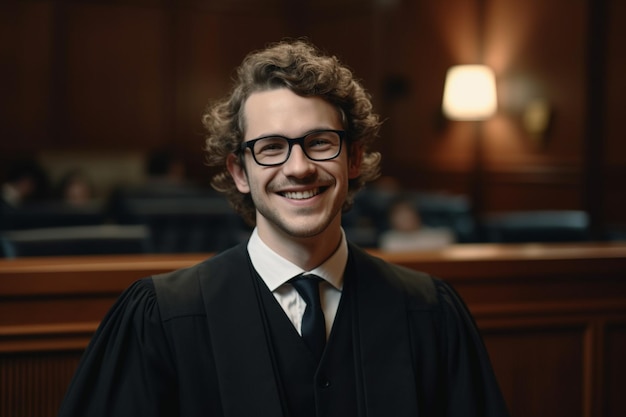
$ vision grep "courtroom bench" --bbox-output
[1,243,625,417]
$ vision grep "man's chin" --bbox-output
[256,205,342,241]
[280,223,327,240]
[274,215,338,240]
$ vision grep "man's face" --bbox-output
[227,88,361,246]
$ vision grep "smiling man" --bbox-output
[229,89,358,268]
[59,40,509,417]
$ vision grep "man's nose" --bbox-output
[282,144,315,176]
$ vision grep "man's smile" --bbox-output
[280,187,328,200]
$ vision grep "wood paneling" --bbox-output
[62,4,171,149]
[483,326,586,417]
[1,0,625,227]
[0,352,80,417]
[605,323,626,417]
[1,244,626,416]
[600,1,626,228]
[0,1,56,150]
[604,1,626,169]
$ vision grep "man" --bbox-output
[1,159,50,230]
[59,40,509,417]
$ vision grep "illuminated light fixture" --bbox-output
[442,65,497,121]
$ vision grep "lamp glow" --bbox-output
[442,65,497,120]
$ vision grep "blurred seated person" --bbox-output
[107,148,204,218]
[1,158,50,209]
[141,147,189,191]
[351,175,401,229]
[378,195,455,252]
[55,169,96,207]
[1,159,50,230]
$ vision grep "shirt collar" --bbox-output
[247,227,347,292]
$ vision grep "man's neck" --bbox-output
[256,221,343,271]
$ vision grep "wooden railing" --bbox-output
[1,243,625,417]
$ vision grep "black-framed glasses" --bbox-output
[240,129,346,167]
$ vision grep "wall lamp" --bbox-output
[441,64,497,235]
[443,65,552,142]
[442,65,497,121]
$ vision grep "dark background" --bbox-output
[1,0,624,237]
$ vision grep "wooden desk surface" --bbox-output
[2,241,625,274]
[1,242,625,295]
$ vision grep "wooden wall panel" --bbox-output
[171,10,291,180]
[605,323,626,417]
[485,168,584,212]
[0,1,56,151]
[62,3,171,149]
[603,1,626,228]
[0,352,81,417]
[483,0,588,166]
[480,0,587,215]
[371,0,478,177]
[604,1,626,168]
[483,325,586,417]
[0,0,624,230]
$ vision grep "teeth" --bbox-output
[283,188,320,200]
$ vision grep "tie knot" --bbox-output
[290,275,323,307]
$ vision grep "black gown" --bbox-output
[58,243,510,417]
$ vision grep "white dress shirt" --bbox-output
[247,228,346,339]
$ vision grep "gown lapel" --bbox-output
[349,244,420,417]
[198,245,285,417]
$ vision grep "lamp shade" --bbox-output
[442,65,497,120]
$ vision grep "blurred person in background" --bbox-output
[1,158,50,230]
[55,168,96,207]
[1,158,50,208]
[378,195,456,252]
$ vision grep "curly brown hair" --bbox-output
[203,39,382,225]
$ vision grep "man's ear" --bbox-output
[348,143,363,179]
[227,153,251,193]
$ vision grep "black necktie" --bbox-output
[290,275,326,361]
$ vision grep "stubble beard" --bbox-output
[254,197,343,240]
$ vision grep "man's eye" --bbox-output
[309,139,332,148]
[258,139,287,154]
